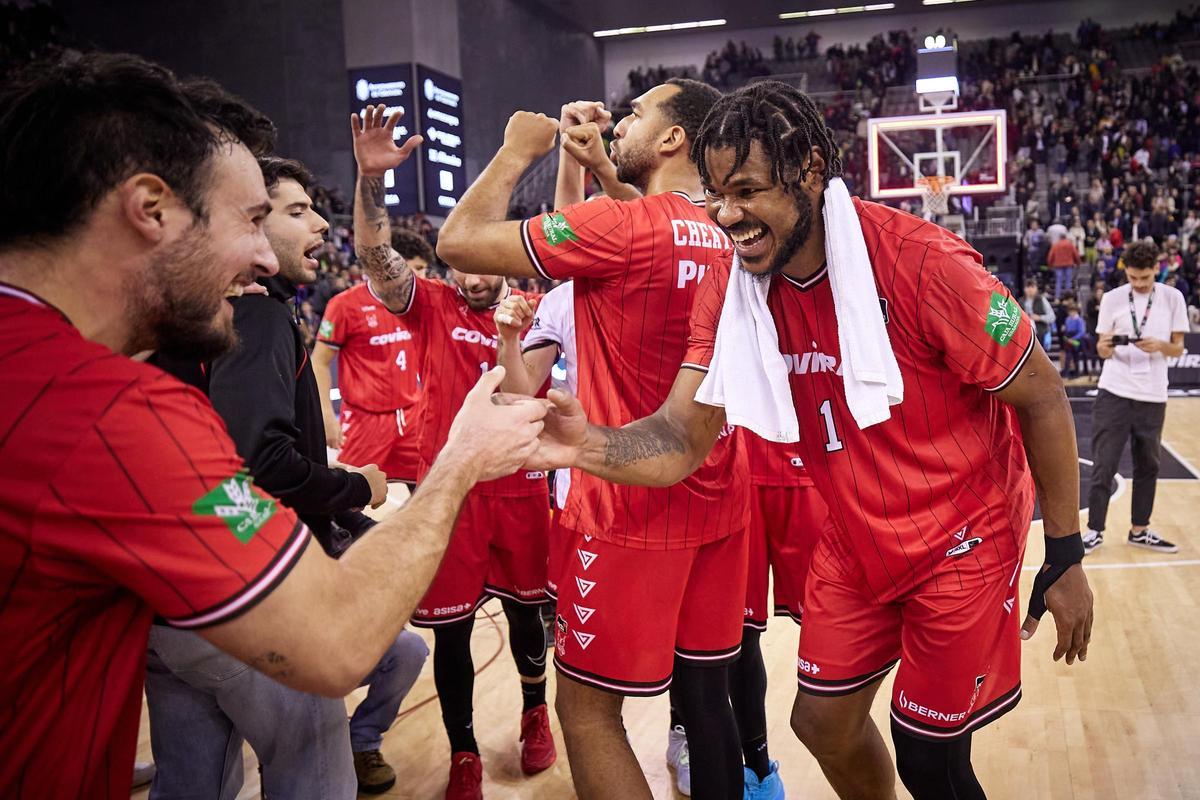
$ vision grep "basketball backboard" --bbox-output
[866,109,1007,201]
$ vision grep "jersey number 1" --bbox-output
[819,399,844,453]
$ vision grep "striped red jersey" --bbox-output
[318,283,422,414]
[396,277,546,497]
[0,285,310,798]
[685,200,1037,600]
[522,192,748,549]
[746,432,814,488]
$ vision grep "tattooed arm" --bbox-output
[529,367,727,487]
[350,104,423,314]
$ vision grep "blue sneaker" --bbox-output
[744,760,785,800]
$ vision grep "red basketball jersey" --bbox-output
[397,277,546,497]
[746,431,814,488]
[522,192,749,549]
[0,285,309,798]
[318,283,421,414]
[686,200,1037,600]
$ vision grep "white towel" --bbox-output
[694,254,799,442]
[823,178,903,428]
[695,177,902,434]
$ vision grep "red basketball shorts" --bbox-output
[337,402,421,483]
[545,508,574,600]
[552,527,748,696]
[795,533,1024,740]
[411,491,549,626]
[745,484,831,629]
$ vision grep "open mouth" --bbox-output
[729,224,771,261]
[303,241,323,269]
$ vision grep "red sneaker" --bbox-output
[519,704,557,775]
[446,751,483,800]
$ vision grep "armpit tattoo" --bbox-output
[603,424,686,467]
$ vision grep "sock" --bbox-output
[743,735,770,781]
[728,628,770,779]
[433,618,478,755]
[521,679,546,712]
[669,681,685,731]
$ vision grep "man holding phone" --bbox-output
[1085,239,1190,554]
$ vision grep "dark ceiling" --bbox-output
[520,0,1020,35]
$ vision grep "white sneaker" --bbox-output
[665,724,691,796]
[1082,529,1104,555]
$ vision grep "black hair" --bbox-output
[691,80,843,190]
[258,156,313,193]
[390,228,435,265]
[660,78,723,153]
[1123,239,1160,270]
[181,77,277,157]
[0,52,223,250]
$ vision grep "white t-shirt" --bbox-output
[1096,283,1189,402]
[521,282,576,507]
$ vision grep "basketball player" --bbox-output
[349,105,555,800]
[527,81,1095,800]
[313,229,432,491]
[437,80,749,800]
[0,54,544,798]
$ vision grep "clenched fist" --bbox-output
[502,111,559,163]
[559,100,612,134]
[494,294,539,340]
[562,122,613,174]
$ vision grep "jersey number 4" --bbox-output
[395,351,407,371]
[818,398,844,453]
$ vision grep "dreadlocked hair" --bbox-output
[691,80,843,192]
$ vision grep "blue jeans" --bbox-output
[145,625,428,800]
[1054,265,1075,300]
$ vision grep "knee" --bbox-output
[554,679,623,734]
[790,693,864,758]
[387,630,430,670]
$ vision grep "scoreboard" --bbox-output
[348,63,466,216]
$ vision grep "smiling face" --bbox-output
[128,141,278,359]
[701,139,822,280]
[264,177,329,285]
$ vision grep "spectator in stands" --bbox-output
[1025,219,1047,271]
[1048,227,1083,300]
[1022,279,1057,350]
[1060,300,1089,377]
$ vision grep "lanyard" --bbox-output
[1128,285,1154,338]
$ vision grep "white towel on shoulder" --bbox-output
[694,177,902,434]
[694,254,799,442]
[823,178,903,428]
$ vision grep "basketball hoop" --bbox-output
[916,175,955,217]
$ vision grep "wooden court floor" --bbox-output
[134,399,1200,799]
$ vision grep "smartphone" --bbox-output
[1110,335,1141,346]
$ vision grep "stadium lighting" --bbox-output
[593,19,725,37]
[922,0,975,4]
[923,34,947,48]
[780,3,893,19]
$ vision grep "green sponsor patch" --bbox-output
[193,471,276,544]
[542,213,578,246]
[984,291,1020,346]
[318,318,334,339]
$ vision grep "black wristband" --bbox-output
[1026,532,1084,621]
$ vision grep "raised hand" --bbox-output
[559,100,612,134]
[351,104,424,177]
[502,111,560,163]
[494,294,538,339]
[561,122,613,174]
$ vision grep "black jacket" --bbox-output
[153,276,374,554]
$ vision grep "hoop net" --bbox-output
[916,175,955,217]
